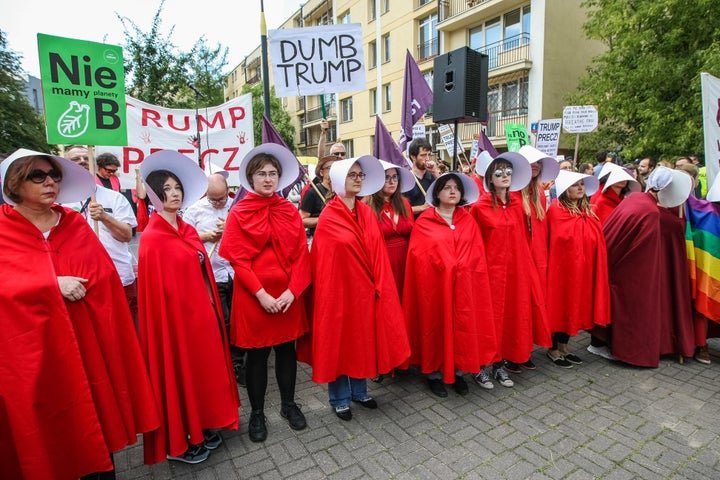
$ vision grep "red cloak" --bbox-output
[0,205,159,480]
[470,194,551,363]
[298,196,410,383]
[591,187,623,224]
[515,186,550,297]
[219,193,311,348]
[546,201,610,335]
[138,214,240,464]
[402,207,497,383]
[376,198,414,299]
[602,193,694,367]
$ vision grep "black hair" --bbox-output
[145,169,183,202]
[431,173,467,207]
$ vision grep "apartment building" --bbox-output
[224,0,602,159]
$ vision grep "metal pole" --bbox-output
[260,0,272,119]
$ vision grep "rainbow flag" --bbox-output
[686,195,720,322]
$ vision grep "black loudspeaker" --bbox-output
[432,46,489,124]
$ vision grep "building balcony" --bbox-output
[478,34,531,74]
[417,37,439,63]
[301,103,336,127]
[438,0,493,24]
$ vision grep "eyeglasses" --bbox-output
[254,170,279,179]
[332,151,347,157]
[385,174,399,182]
[207,195,228,205]
[347,172,366,180]
[493,167,513,178]
[26,169,63,184]
[102,167,118,174]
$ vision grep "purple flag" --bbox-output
[262,114,306,198]
[374,116,410,170]
[399,50,434,150]
[479,129,498,158]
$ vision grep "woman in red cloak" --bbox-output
[363,159,415,299]
[219,144,311,443]
[470,153,551,389]
[545,171,610,368]
[591,163,641,224]
[300,155,410,421]
[138,151,239,465]
[403,172,496,398]
[0,149,159,480]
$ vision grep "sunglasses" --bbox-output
[26,169,63,184]
[385,174,399,182]
[493,167,513,178]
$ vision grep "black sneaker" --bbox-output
[281,403,307,430]
[203,430,223,450]
[427,378,448,398]
[520,359,536,370]
[335,406,352,421]
[453,375,469,395]
[248,410,267,442]
[504,360,522,374]
[167,443,210,464]
[353,397,378,409]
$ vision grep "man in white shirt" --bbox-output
[183,172,245,384]
[64,146,139,323]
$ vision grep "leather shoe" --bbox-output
[353,398,378,409]
[427,378,448,398]
[281,403,307,430]
[248,410,267,442]
[335,406,352,421]
[453,375,469,395]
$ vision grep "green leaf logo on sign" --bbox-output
[504,123,529,152]
[37,34,127,146]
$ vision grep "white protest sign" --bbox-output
[535,118,562,156]
[438,123,463,157]
[470,135,480,161]
[269,24,366,97]
[412,116,426,140]
[97,95,254,188]
[562,105,598,133]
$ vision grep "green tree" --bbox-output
[0,31,53,154]
[184,37,229,108]
[568,0,720,161]
[241,83,296,152]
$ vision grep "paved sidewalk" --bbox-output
[115,334,720,479]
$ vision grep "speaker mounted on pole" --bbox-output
[432,46,489,124]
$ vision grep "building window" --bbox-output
[341,97,354,122]
[382,34,391,63]
[318,8,333,25]
[369,0,376,21]
[340,11,351,23]
[382,0,390,14]
[370,88,378,115]
[369,40,377,69]
[418,14,438,60]
[383,83,392,112]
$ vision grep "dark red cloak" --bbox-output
[602,193,694,367]
[402,207,496,383]
[470,194,551,363]
[591,187,623,224]
[0,204,159,480]
[219,193,311,348]
[298,196,410,383]
[376,197,414,299]
[138,214,239,464]
[546,201,610,335]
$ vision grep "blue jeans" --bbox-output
[327,375,368,409]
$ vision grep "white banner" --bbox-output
[269,24,366,97]
[438,123,464,158]
[701,73,720,188]
[535,118,562,157]
[97,95,254,188]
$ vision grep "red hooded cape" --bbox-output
[298,196,410,383]
[0,205,159,480]
[591,187,623,224]
[219,193,311,347]
[601,193,694,367]
[402,207,497,383]
[546,201,610,335]
[515,186,549,295]
[138,214,239,464]
[375,197,414,299]
[470,194,551,363]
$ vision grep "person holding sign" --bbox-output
[470,153,550,388]
[403,137,439,217]
[137,151,240,465]
[0,149,159,480]
[219,145,311,443]
[299,156,410,421]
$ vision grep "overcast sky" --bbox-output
[3,0,302,77]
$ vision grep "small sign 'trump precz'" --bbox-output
[562,105,599,134]
[37,33,127,146]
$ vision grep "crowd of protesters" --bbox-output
[1,137,718,477]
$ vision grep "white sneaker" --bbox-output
[587,344,616,360]
[493,367,514,388]
[473,368,494,390]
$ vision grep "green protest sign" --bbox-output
[504,123,529,152]
[37,33,127,146]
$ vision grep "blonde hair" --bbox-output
[558,190,596,219]
[521,178,546,221]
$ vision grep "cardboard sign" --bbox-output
[96,95,254,188]
[438,123,464,157]
[562,105,599,133]
[37,33,127,146]
[269,24,366,97]
[504,123,529,152]
[535,118,562,157]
